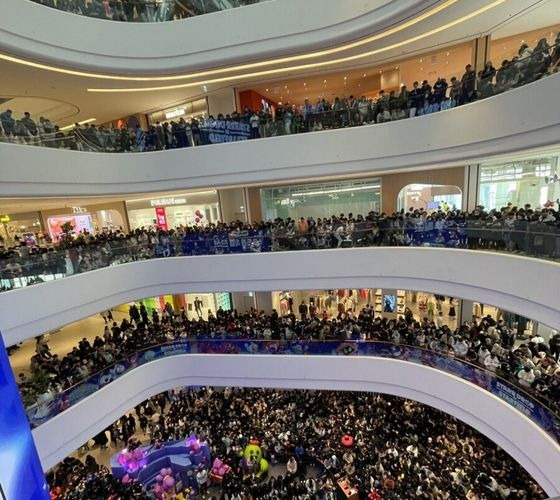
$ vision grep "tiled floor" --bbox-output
[9,310,127,378]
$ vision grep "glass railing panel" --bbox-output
[27,0,269,23]
[2,222,560,293]
[1,43,558,151]
[23,339,560,445]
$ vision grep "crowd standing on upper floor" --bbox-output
[48,388,545,499]
[2,202,560,291]
[1,36,559,152]
[20,297,560,417]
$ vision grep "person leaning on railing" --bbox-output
[17,298,560,415]
[4,32,559,153]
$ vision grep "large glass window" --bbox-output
[478,154,560,209]
[260,179,381,220]
[397,184,462,212]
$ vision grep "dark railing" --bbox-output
[24,338,560,448]
[1,43,558,152]
[2,222,560,293]
[27,0,268,23]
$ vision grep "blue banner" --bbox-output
[26,339,560,448]
[0,332,49,499]
[199,119,251,144]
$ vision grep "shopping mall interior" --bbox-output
[1,0,560,499]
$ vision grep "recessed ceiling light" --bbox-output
[265,88,269,91]
[395,66,399,69]
[344,76,347,80]
[379,70,383,73]
[303,82,307,85]
[419,59,423,63]
[363,73,367,77]
[284,85,288,89]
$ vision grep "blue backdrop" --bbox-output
[0,332,49,499]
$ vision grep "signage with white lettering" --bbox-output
[150,198,187,207]
[72,206,88,214]
[165,108,186,119]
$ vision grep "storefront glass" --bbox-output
[397,184,462,212]
[46,209,124,242]
[126,191,220,230]
[0,212,42,244]
[478,154,560,210]
[260,179,381,220]
[147,98,208,124]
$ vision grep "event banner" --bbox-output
[0,332,49,499]
[26,339,560,447]
[199,119,251,144]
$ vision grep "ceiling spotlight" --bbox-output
[363,73,367,77]
[265,88,269,91]
[323,79,327,83]
[303,82,307,86]
[344,76,347,80]
[284,85,288,89]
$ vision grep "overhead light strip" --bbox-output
[59,117,96,130]
[88,0,507,93]
[0,1,457,82]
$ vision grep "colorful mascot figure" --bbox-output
[240,439,269,480]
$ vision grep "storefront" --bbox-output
[115,292,233,321]
[39,202,128,242]
[125,191,220,230]
[0,211,43,244]
[478,153,560,210]
[147,98,208,124]
[260,179,381,221]
[396,183,462,212]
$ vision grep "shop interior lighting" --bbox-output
[291,185,380,197]
[0,0,458,82]
[59,118,96,130]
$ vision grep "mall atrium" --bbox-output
[1,0,560,498]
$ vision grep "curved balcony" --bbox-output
[2,72,560,197]
[28,344,560,495]
[1,247,559,346]
[0,0,431,74]
[27,0,268,23]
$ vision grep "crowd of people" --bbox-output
[2,202,560,292]
[30,0,263,22]
[2,36,559,152]
[20,293,560,419]
[49,388,545,499]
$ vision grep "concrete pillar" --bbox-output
[459,299,474,325]
[231,292,256,313]
[463,164,480,211]
[206,88,237,117]
[218,188,248,223]
[245,186,263,222]
[255,292,274,314]
[471,35,491,74]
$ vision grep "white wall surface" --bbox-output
[1,247,559,346]
[31,354,560,495]
[1,74,560,197]
[0,0,427,74]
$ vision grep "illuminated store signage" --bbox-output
[164,108,186,119]
[150,197,187,207]
[0,215,10,222]
[71,206,88,214]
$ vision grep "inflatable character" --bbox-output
[241,440,269,479]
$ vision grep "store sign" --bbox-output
[150,197,187,207]
[155,207,168,231]
[164,108,186,119]
[72,206,88,214]
[0,215,10,223]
